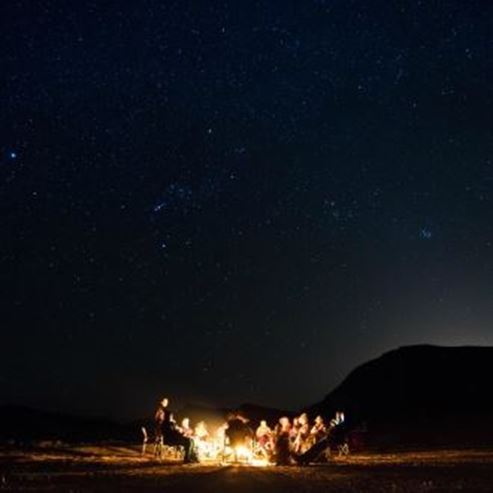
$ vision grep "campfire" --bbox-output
[195,422,270,466]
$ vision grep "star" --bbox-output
[420,228,433,240]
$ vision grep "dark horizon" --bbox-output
[2,1,493,420]
[2,342,493,423]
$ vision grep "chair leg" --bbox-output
[154,437,163,460]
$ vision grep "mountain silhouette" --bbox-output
[310,345,493,422]
[307,345,493,446]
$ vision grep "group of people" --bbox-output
[151,397,225,463]
[255,411,345,464]
[152,397,202,463]
[150,396,345,465]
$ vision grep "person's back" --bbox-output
[274,417,291,465]
[226,416,252,448]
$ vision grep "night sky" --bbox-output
[2,1,493,420]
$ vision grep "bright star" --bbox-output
[420,228,433,239]
[153,202,166,213]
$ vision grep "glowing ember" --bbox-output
[234,445,252,462]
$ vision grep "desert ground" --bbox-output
[1,444,493,492]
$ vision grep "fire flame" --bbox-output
[232,446,269,467]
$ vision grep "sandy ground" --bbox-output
[1,444,493,492]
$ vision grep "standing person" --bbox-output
[154,397,169,459]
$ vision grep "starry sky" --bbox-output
[1,1,493,419]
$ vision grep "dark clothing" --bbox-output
[154,407,166,440]
[296,422,348,465]
[163,422,197,462]
[275,432,291,465]
[295,436,329,465]
[225,418,253,448]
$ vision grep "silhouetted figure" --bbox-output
[225,414,253,461]
[153,397,169,459]
[274,416,292,465]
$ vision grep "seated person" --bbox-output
[194,421,209,441]
[180,417,193,438]
[225,414,253,461]
[274,416,292,465]
[289,417,300,446]
[293,413,310,454]
[330,411,345,429]
[163,412,198,463]
[193,421,210,458]
[255,420,273,457]
[310,415,327,442]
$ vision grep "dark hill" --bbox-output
[308,345,493,444]
[0,406,134,443]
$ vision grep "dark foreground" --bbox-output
[1,445,493,492]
